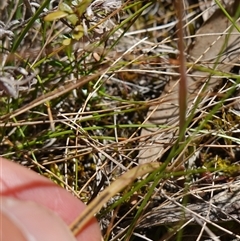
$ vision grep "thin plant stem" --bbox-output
[175,0,187,163]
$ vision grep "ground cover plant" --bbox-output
[1,0,240,240]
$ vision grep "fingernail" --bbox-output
[1,197,76,241]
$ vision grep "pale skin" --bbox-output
[0,157,101,241]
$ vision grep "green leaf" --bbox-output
[72,25,84,40]
[12,0,51,52]
[59,2,73,13]
[62,38,72,46]
[44,10,68,21]
[66,13,78,25]
[76,0,91,17]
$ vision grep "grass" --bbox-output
[1,0,240,240]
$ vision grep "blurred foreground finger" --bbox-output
[1,196,77,241]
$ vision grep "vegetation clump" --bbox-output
[1,0,240,240]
